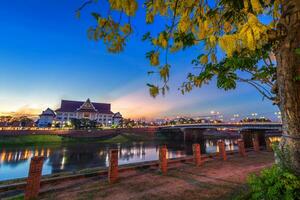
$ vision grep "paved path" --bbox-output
[38,151,274,200]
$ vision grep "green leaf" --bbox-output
[159,64,170,82]
[147,71,155,75]
[91,12,100,20]
[142,32,151,41]
[76,10,81,19]
[147,84,159,97]
[294,75,300,81]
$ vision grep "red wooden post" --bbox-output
[237,139,246,157]
[25,156,44,200]
[159,145,167,175]
[192,143,201,166]
[252,134,260,152]
[217,140,227,161]
[108,149,118,184]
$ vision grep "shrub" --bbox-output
[247,165,300,200]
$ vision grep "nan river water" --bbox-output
[0,135,280,182]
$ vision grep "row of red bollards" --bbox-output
[24,136,265,200]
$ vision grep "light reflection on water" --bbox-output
[0,137,279,181]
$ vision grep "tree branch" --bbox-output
[238,78,275,101]
[76,0,93,12]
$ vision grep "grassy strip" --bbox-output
[0,133,156,146]
[100,133,152,144]
[0,135,77,146]
[5,194,24,200]
[100,134,131,143]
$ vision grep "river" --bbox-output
[0,136,281,182]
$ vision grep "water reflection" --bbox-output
[206,139,237,153]
[1,137,275,181]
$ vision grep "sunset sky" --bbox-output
[0,1,279,120]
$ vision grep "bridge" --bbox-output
[159,122,282,132]
[159,122,282,144]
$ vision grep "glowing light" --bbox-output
[0,151,6,163]
[60,157,66,170]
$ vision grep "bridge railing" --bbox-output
[159,122,282,128]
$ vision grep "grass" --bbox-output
[4,194,24,200]
[0,132,155,146]
[0,135,77,146]
[101,134,131,143]
[100,133,152,144]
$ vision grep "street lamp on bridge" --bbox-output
[251,113,258,123]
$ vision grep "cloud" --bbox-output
[0,104,42,118]
[110,84,228,119]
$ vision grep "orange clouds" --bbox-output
[0,105,42,118]
[110,87,222,119]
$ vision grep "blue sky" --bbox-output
[0,0,279,120]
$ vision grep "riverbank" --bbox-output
[0,135,75,146]
[0,132,159,147]
[0,127,159,137]
[3,151,274,200]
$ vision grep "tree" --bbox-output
[240,117,272,123]
[77,0,300,175]
[122,118,135,128]
[71,118,81,129]
[19,116,34,127]
[71,118,98,129]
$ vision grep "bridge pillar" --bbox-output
[252,134,260,152]
[108,149,118,184]
[159,145,168,175]
[25,156,44,200]
[217,140,227,161]
[237,139,246,157]
[192,144,201,166]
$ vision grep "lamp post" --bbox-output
[274,112,282,123]
[251,113,258,123]
[233,114,239,122]
[210,110,221,122]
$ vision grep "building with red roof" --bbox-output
[55,98,119,127]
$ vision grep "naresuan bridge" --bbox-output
[159,122,282,145]
[159,122,282,132]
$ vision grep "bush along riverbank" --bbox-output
[234,143,300,200]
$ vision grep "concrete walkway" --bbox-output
[38,151,274,200]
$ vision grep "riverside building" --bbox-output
[55,98,119,127]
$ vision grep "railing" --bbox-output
[160,122,282,129]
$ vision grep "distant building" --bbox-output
[38,108,56,127]
[112,112,123,126]
[55,98,119,127]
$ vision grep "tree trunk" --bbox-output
[275,0,300,175]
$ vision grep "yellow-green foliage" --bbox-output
[82,0,283,97]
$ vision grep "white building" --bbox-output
[112,112,123,126]
[38,108,56,127]
[55,98,118,126]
